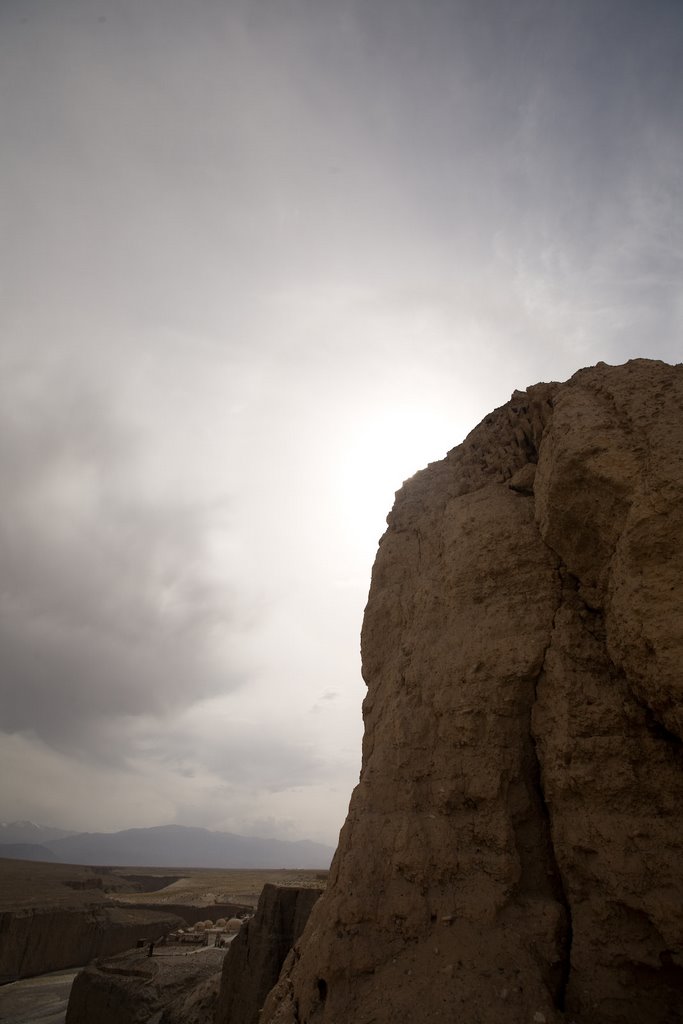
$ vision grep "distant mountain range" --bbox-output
[0,820,77,844]
[0,821,334,869]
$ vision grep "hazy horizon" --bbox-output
[0,817,334,840]
[1,0,682,846]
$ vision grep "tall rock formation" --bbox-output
[262,360,683,1024]
[216,884,322,1024]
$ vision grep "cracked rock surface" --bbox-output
[261,359,683,1024]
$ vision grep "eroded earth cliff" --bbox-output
[0,861,185,983]
[262,360,683,1024]
[216,884,322,1024]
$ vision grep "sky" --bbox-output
[1,0,682,847]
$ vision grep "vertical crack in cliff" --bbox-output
[16,910,34,979]
[512,566,573,1011]
[527,700,573,1012]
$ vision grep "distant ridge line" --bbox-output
[0,822,335,869]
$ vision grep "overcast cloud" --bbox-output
[1,0,682,846]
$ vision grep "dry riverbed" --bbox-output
[0,967,79,1024]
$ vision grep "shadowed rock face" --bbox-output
[216,884,322,1024]
[65,946,224,1024]
[261,360,683,1024]
[0,906,183,984]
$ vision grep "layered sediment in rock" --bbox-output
[262,360,683,1024]
[0,905,183,983]
[216,884,322,1024]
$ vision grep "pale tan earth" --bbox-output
[112,868,327,911]
[0,858,326,913]
[262,360,683,1024]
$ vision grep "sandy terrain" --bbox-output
[0,858,327,912]
[113,868,328,909]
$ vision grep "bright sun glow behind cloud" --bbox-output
[2,0,682,845]
[337,403,459,558]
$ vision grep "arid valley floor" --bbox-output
[0,858,327,1024]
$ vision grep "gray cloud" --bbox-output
[143,721,327,795]
[0,370,242,758]
[1,0,681,843]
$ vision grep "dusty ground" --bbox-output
[0,860,142,911]
[0,858,328,912]
[113,868,328,909]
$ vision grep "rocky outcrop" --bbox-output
[65,946,224,1024]
[0,905,183,983]
[261,360,683,1024]
[64,886,321,1024]
[216,885,322,1024]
